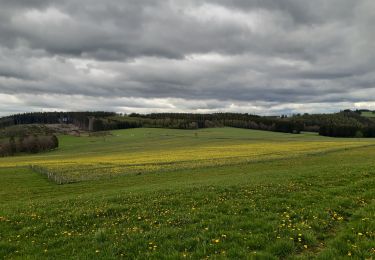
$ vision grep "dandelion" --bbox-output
[357,232,363,236]
[303,245,308,249]
[95,250,100,253]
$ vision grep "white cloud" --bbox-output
[21,7,71,25]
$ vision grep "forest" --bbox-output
[1,109,375,138]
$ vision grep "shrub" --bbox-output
[0,134,59,157]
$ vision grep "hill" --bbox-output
[0,128,371,183]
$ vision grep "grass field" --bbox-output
[361,111,375,118]
[0,128,371,184]
[1,128,375,259]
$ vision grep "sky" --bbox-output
[0,0,374,116]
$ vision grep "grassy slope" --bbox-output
[0,128,374,259]
[0,128,371,183]
[361,111,375,118]
[1,127,363,162]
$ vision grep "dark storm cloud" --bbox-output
[0,0,374,116]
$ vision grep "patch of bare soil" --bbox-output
[45,124,87,136]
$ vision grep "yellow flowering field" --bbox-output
[2,130,370,183]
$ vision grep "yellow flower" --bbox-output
[303,245,308,249]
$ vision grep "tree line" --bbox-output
[0,112,116,129]
[92,113,304,134]
[99,111,375,137]
[294,110,375,137]
[1,110,375,138]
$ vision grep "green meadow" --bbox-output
[0,128,374,259]
[361,111,375,118]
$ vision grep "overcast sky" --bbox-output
[0,0,374,116]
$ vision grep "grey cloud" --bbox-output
[0,0,374,115]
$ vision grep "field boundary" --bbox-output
[28,165,73,184]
